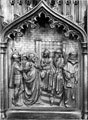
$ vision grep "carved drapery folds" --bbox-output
[0,0,87,119]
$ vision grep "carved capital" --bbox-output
[0,42,7,54]
[25,0,31,5]
[73,0,79,5]
[81,42,87,54]
[10,0,15,5]
[66,0,71,5]
[58,0,63,5]
[18,0,23,5]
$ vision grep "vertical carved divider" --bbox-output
[0,42,7,118]
[0,48,4,118]
[81,42,87,119]
[5,47,9,112]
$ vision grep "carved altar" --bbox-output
[0,0,87,119]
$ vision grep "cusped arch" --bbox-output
[1,0,87,43]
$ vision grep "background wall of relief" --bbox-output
[0,0,87,113]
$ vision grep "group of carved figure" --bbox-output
[9,48,78,108]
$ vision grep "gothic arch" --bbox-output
[1,0,86,43]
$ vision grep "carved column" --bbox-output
[81,42,88,119]
[0,16,4,35]
[71,0,74,21]
[18,0,23,16]
[0,42,7,119]
[63,0,66,16]
[79,0,82,23]
[10,0,15,21]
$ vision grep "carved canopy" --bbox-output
[1,0,86,43]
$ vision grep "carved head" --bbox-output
[12,52,21,62]
[28,53,36,63]
[26,62,33,70]
[54,48,63,58]
[68,52,78,61]
[42,49,50,58]
[21,53,28,61]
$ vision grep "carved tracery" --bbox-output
[5,11,81,43]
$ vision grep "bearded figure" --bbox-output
[40,49,53,92]
[52,49,65,101]
[23,53,40,105]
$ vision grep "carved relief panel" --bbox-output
[6,12,81,110]
[0,1,87,119]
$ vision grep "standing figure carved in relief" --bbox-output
[40,49,54,92]
[23,53,40,105]
[52,49,65,102]
[63,52,78,108]
[9,52,23,106]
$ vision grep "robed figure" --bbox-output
[63,52,78,107]
[53,49,65,95]
[23,53,40,105]
[40,49,54,92]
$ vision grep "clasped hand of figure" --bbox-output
[74,80,78,84]
[70,73,78,84]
